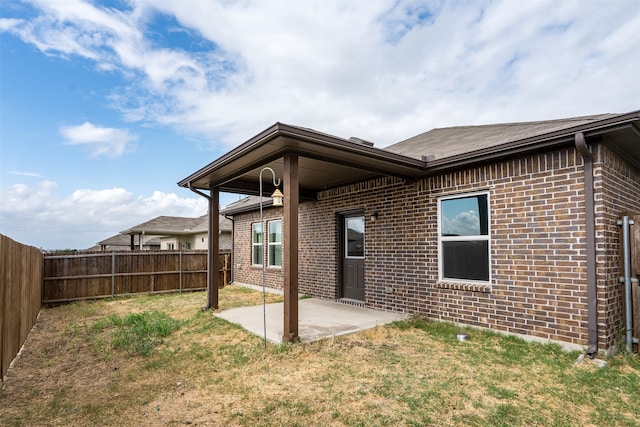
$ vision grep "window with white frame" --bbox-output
[438,192,490,282]
[252,222,263,265]
[268,220,282,267]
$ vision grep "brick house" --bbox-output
[180,111,640,354]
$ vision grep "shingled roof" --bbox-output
[191,215,232,233]
[220,196,275,216]
[121,215,205,235]
[120,215,231,235]
[93,233,161,251]
[385,113,617,161]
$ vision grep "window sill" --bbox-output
[251,265,283,271]
[435,281,490,293]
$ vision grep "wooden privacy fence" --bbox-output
[1,235,43,381]
[43,251,230,304]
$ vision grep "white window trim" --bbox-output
[252,222,263,266]
[268,220,282,267]
[437,191,492,284]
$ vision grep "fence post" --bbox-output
[224,253,230,286]
[111,252,115,299]
[179,251,183,293]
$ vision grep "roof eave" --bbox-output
[221,200,280,216]
[178,123,427,190]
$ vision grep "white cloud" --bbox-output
[442,210,481,237]
[8,171,45,178]
[0,18,24,31]
[0,180,59,213]
[0,181,208,249]
[60,121,137,157]
[3,0,639,149]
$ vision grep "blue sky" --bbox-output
[1,0,639,249]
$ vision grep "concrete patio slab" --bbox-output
[215,298,409,344]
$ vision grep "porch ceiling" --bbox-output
[178,123,428,198]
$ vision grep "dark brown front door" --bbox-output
[341,215,365,301]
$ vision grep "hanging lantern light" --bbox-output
[271,188,284,206]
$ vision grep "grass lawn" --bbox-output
[1,286,639,426]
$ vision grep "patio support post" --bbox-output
[208,188,220,309]
[283,154,299,342]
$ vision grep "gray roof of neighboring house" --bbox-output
[385,114,617,161]
[96,233,162,247]
[92,213,232,250]
[121,215,206,235]
[120,214,231,235]
[192,215,232,233]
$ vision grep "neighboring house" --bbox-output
[93,233,161,251]
[120,215,232,251]
[182,111,640,354]
[91,215,232,252]
[158,215,233,251]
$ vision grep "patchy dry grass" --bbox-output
[1,286,639,426]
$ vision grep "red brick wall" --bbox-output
[230,144,639,351]
[593,143,640,351]
[232,207,284,290]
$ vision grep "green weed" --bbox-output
[93,310,182,356]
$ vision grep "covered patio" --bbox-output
[178,123,427,342]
